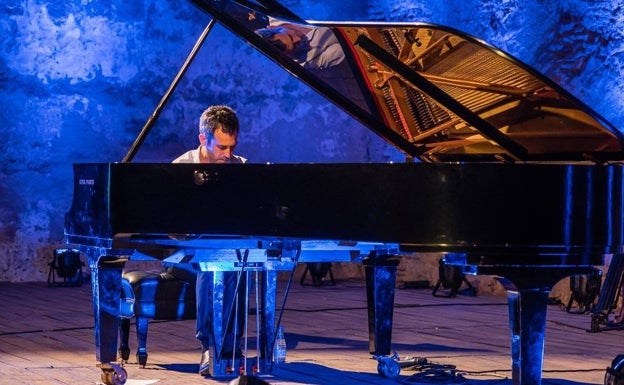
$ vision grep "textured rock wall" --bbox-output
[1,0,622,284]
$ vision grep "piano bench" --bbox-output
[118,267,197,368]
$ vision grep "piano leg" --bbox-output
[363,254,401,355]
[484,266,598,385]
[86,253,128,385]
[506,288,548,385]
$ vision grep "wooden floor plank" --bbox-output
[0,280,621,385]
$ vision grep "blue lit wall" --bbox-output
[1,0,623,281]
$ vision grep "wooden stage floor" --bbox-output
[0,278,621,385]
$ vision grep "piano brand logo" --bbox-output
[79,179,95,185]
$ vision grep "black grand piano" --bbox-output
[64,1,624,384]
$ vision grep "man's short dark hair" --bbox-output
[199,105,239,139]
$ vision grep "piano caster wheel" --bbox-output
[374,354,401,379]
[100,363,128,385]
[605,354,624,385]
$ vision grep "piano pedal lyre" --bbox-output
[224,269,268,378]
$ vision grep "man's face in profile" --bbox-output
[269,27,306,55]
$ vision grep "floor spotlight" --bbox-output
[432,255,476,298]
[47,248,84,287]
[300,262,335,286]
[566,269,602,313]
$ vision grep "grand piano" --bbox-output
[64,1,624,384]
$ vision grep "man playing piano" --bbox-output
[173,104,248,376]
[173,104,247,164]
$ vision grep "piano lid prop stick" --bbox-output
[122,18,217,163]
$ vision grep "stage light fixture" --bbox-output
[299,262,335,286]
[566,269,602,313]
[432,255,476,298]
[47,248,84,287]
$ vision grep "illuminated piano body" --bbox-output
[64,1,624,384]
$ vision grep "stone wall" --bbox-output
[1,0,624,285]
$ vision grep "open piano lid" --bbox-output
[190,0,624,163]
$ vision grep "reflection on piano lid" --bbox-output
[190,0,624,163]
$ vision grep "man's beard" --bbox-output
[203,148,231,164]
